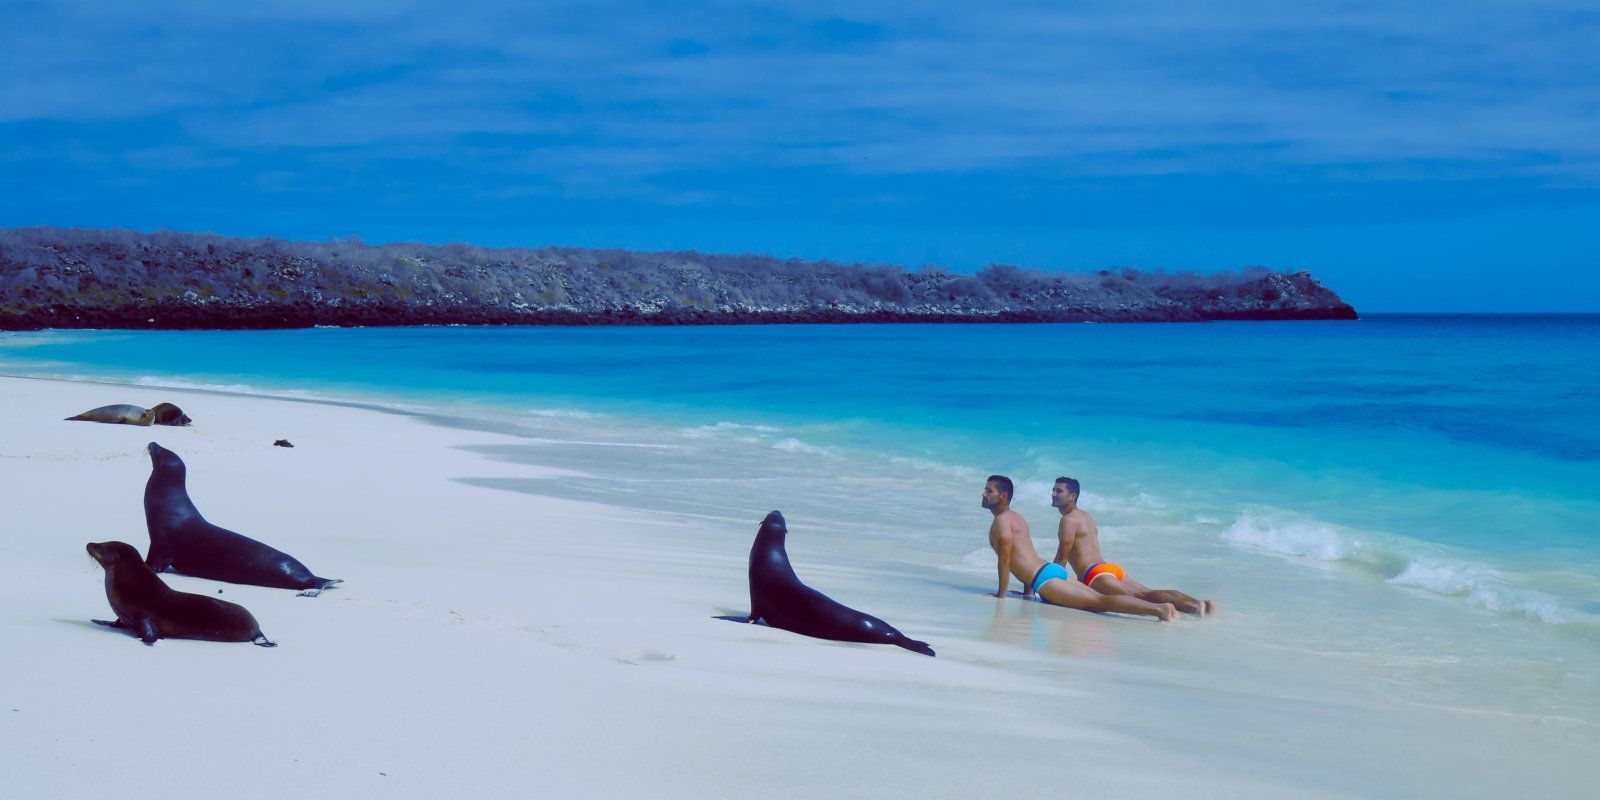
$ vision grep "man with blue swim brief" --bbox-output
[983,475,1174,622]
[1052,477,1215,616]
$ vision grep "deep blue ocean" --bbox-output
[3,315,1597,639]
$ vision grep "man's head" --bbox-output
[982,475,1014,511]
[1051,477,1080,511]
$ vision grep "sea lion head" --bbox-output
[146,442,186,478]
[86,540,142,568]
[760,510,786,535]
[150,403,192,426]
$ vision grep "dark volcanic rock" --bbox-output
[0,227,1357,329]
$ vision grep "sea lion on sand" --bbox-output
[742,510,935,656]
[65,402,192,426]
[87,541,276,647]
[143,442,341,595]
[149,402,192,426]
[65,404,156,426]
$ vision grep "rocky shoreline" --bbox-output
[1,227,1356,329]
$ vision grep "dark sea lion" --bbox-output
[149,402,192,426]
[86,541,276,647]
[742,510,935,656]
[143,442,341,595]
[65,404,156,426]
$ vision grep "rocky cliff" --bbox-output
[0,227,1356,329]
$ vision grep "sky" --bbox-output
[2,1,1598,312]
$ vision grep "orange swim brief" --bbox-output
[1081,562,1126,586]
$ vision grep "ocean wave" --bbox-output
[1222,512,1359,562]
[681,421,782,436]
[128,376,435,413]
[941,547,996,573]
[134,376,287,396]
[525,407,606,419]
[886,455,978,479]
[1224,511,1588,626]
[1388,560,1578,625]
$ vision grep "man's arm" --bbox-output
[994,527,1013,598]
[1052,516,1073,566]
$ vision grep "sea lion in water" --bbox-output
[65,402,192,426]
[87,540,276,647]
[742,510,935,656]
[143,442,341,595]
[66,404,156,426]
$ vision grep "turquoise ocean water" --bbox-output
[3,315,1598,714]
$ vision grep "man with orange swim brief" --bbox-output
[983,475,1174,622]
[1052,476,1216,616]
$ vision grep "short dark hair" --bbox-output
[1054,476,1080,496]
[987,474,1014,501]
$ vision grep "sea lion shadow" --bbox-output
[712,611,760,624]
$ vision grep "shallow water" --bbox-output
[4,316,1598,723]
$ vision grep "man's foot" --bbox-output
[1203,600,1218,615]
[1156,603,1177,622]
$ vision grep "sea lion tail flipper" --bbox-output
[897,638,936,657]
[91,619,126,629]
[253,636,278,648]
[297,577,342,597]
[135,618,159,645]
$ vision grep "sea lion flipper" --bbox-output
[91,618,126,629]
[296,577,341,597]
[253,636,278,648]
[134,618,159,645]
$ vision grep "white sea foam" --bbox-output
[1223,512,1355,561]
[771,438,830,455]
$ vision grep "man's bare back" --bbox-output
[983,476,1173,622]
[1050,477,1215,616]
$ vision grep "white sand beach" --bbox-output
[1,375,1595,799]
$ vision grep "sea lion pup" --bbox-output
[65,404,156,426]
[149,402,192,426]
[86,541,276,647]
[143,442,342,595]
[744,510,935,656]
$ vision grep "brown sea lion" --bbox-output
[65,404,156,426]
[86,540,276,647]
[149,402,193,426]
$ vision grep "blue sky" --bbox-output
[3,1,1597,311]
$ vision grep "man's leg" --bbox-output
[1037,579,1175,622]
[1104,576,1213,616]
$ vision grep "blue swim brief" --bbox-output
[1030,562,1070,595]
